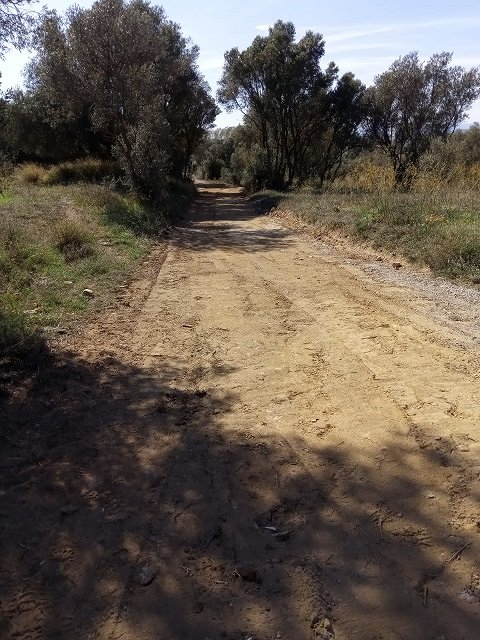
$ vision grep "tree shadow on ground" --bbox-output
[1,348,479,639]
[173,188,294,254]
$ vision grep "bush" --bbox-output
[42,158,120,185]
[113,111,169,200]
[424,221,480,276]
[101,192,168,236]
[53,220,96,261]
[15,163,48,184]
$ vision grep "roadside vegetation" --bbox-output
[0,0,215,359]
[194,21,480,283]
[0,171,156,357]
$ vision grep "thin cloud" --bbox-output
[327,41,395,55]
[318,16,480,44]
[255,24,271,32]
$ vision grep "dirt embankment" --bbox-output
[1,183,480,640]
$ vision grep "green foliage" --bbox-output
[218,21,365,190]
[19,0,216,197]
[365,52,480,189]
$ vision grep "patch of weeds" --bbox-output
[0,191,13,204]
[101,192,167,236]
[354,208,376,237]
[0,304,37,355]
[54,220,96,262]
[249,190,285,214]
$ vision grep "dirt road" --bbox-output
[2,183,480,640]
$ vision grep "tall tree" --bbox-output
[365,52,480,189]
[218,21,364,190]
[25,0,216,195]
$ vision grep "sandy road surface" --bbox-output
[2,183,480,640]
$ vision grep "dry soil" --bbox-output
[2,183,480,640]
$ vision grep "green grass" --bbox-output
[253,188,480,283]
[0,181,162,357]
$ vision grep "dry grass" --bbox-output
[15,159,119,186]
[254,164,480,283]
[53,220,96,262]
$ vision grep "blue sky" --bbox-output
[2,0,480,127]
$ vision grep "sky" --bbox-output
[2,0,480,128]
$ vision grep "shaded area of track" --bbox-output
[1,183,480,640]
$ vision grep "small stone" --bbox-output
[134,565,156,586]
[392,262,402,270]
[64,280,73,285]
[426,492,436,499]
[375,256,383,261]
[82,288,94,297]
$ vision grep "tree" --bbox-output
[218,21,332,189]
[24,0,216,196]
[0,0,35,54]
[218,21,364,190]
[194,127,237,180]
[365,52,480,189]
[304,72,366,187]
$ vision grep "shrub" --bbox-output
[53,220,95,261]
[42,158,120,185]
[16,163,48,184]
[424,222,480,276]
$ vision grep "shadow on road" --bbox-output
[1,347,479,638]
[172,184,294,254]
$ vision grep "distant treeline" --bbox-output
[1,5,480,195]
[198,21,480,192]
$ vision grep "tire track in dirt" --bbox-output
[2,183,480,640]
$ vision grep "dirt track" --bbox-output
[2,183,480,639]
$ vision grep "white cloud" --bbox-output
[255,24,271,32]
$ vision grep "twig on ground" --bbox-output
[173,502,194,522]
[446,541,471,565]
